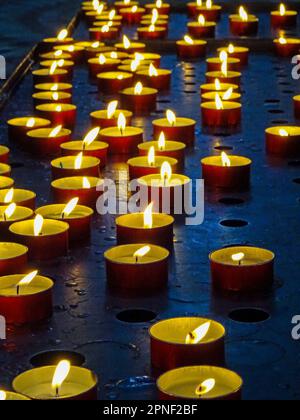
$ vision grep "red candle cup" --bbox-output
[60,140,109,168]
[187,20,216,38]
[201,101,242,128]
[89,27,119,41]
[51,155,101,180]
[138,139,186,165]
[210,246,275,292]
[0,146,9,164]
[137,26,167,40]
[266,126,300,157]
[127,155,178,180]
[9,217,69,261]
[88,56,121,80]
[0,273,53,324]
[0,176,14,190]
[229,14,259,36]
[274,38,300,57]
[176,39,207,59]
[32,91,72,106]
[136,67,172,90]
[271,7,297,28]
[201,90,241,103]
[153,114,196,146]
[187,1,205,17]
[119,7,146,24]
[51,176,104,208]
[26,127,72,158]
[120,85,158,114]
[0,243,28,276]
[206,57,240,72]
[7,117,51,144]
[32,68,70,85]
[36,203,94,244]
[217,46,249,66]
[150,317,225,372]
[90,109,133,128]
[0,189,36,210]
[97,71,134,95]
[201,154,251,190]
[105,243,169,292]
[35,103,77,130]
[205,70,241,85]
[116,211,174,250]
[99,124,143,155]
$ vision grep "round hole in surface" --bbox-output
[268,109,285,114]
[30,350,85,367]
[116,309,157,323]
[157,99,170,104]
[214,145,233,151]
[218,197,245,205]
[10,162,24,169]
[282,89,294,94]
[184,81,196,86]
[220,219,248,227]
[288,160,300,167]
[293,178,300,184]
[271,119,289,125]
[264,99,280,104]
[228,308,270,323]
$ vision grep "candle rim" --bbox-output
[9,218,69,237]
[206,56,240,64]
[40,59,75,67]
[120,86,158,95]
[54,44,85,52]
[40,52,72,60]
[0,242,28,260]
[90,109,133,119]
[119,6,145,12]
[0,188,36,203]
[274,37,300,44]
[87,57,121,65]
[60,140,109,151]
[0,391,30,400]
[196,4,221,10]
[229,14,258,22]
[201,101,242,110]
[36,203,94,219]
[99,126,143,136]
[201,155,251,167]
[209,246,275,266]
[205,70,242,78]
[127,155,178,168]
[96,71,133,80]
[138,140,186,152]
[32,68,68,76]
[0,205,33,222]
[265,125,300,136]
[36,103,77,112]
[51,155,100,169]
[34,83,72,91]
[217,46,249,53]
[32,91,72,100]
[0,145,9,155]
[153,117,196,127]
[0,176,14,190]
[0,274,54,297]
[138,173,191,187]
[176,39,207,46]
[136,68,171,76]
[51,176,104,190]
[116,211,174,229]
[27,127,71,138]
[0,163,11,174]
[187,21,217,27]
[104,243,169,264]
[7,117,51,127]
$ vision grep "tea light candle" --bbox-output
[89,26,119,41]
[32,68,69,85]
[120,82,158,114]
[0,146,9,164]
[0,242,28,276]
[187,0,207,17]
[36,200,94,243]
[136,64,171,90]
[7,117,51,144]
[0,176,14,190]
[115,36,146,53]
[274,37,300,57]
[210,246,275,292]
[35,103,77,130]
[41,28,73,52]
[157,366,242,400]
[0,272,53,324]
[150,317,225,372]
[195,0,222,21]
[88,55,121,80]
[271,3,297,28]
[27,126,72,157]
[115,0,138,13]
[105,244,169,292]
[116,203,174,250]
[201,153,251,190]
[217,44,249,66]
[187,15,216,38]
[206,56,240,72]
[9,215,69,261]
[34,83,73,94]
[201,95,242,128]
[51,176,104,208]
[176,36,207,59]
[145,1,170,15]
[127,153,178,180]
[97,71,133,95]
[60,127,108,167]
[138,133,186,164]
[99,113,143,154]
[266,126,300,157]
[32,91,72,106]
[201,79,239,94]
[229,6,259,36]
[0,163,10,177]
[0,188,36,210]
[13,364,98,400]
[137,25,167,40]
[153,110,196,146]
[0,204,33,237]
[90,100,133,128]
[0,391,30,400]
[119,6,146,24]
[51,154,100,180]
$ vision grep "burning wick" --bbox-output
[133,245,151,263]
[51,360,71,398]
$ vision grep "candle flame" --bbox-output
[158,132,166,149]
[55,105,62,112]
[67,45,75,52]
[74,152,83,169]
[92,0,99,10]
[148,24,156,32]
[185,321,211,344]
[149,63,158,77]
[34,214,44,236]
[134,82,143,95]
[52,92,59,101]
[156,0,162,8]
[221,151,230,166]
[49,125,62,137]
[134,245,151,259]
[279,3,286,16]
[222,87,233,100]
[26,117,36,128]
[131,59,140,72]
[16,270,38,289]
[109,9,116,20]
[123,35,131,50]
[228,43,235,54]
[49,62,57,75]
[279,128,289,137]
[195,378,216,397]
[184,35,194,45]
[232,252,245,263]
[206,0,212,9]
[96,4,104,14]
[219,50,228,62]
[83,127,100,147]
[118,112,126,133]
[166,109,176,126]
[198,14,206,25]
[51,360,71,396]
[131,5,138,12]
[147,146,155,166]
[239,6,248,22]
[110,51,118,59]
[215,93,224,110]
[151,9,159,25]
[143,202,153,229]
[214,78,221,91]
[0,391,6,400]
[107,100,118,118]
[4,188,14,203]
[83,177,91,189]
[160,161,172,185]
[57,59,65,67]
[124,0,130,5]
[92,41,100,48]
[197,0,202,5]
[279,36,287,44]
[57,29,68,41]
[50,84,59,91]
[4,203,16,219]
[221,57,228,77]
[54,50,63,57]
[98,54,106,65]
[101,24,110,33]
[62,197,79,217]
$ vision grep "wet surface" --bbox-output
[0,3,300,401]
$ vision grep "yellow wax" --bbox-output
[271,10,297,17]
[0,163,11,175]
[53,44,85,53]
[115,41,146,50]
[119,6,145,13]
[217,46,249,55]
[100,126,143,138]
[0,391,30,400]
[116,212,174,230]
[60,140,109,153]
[43,37,73,44]
[36,103,76,113]
[176,39,207,47]
[140,20,168,27]
[201,101,241,111]
[202,91,241,102]
[90,109,132,120]
[121,86,158,96]
[127,156,177,169]
[7,117,50,129]
[97,71,133,81]
[137,26,166,33]
[51,156,100,170]
[32,68,68,77]
[0,176,14,190]
[51,176,103,190]
[206,57,240,66]
[27,127,71,140]
[75,41,105,48]
[0,274,53,297]
[138,140,186,153]
[32,91,71,102]
[150,317,225,345]
[138,173,190,188]
[201,155,251,167]
[265,126,300,137]
[104,51,129,59]
[89,27,119,35]
[201,82,239,92]
[39,60,75,69]
[0,189,36,205]
[36,204,94,220]
[40,52,72,60]
[0,145,9,157]
[196,5,221,11]
[274,38,300,45]
[293,94,300,102]
[105,243,169,265]
[143,13,169,20]
[206,70,241,80]
[229,14,258,23]
[210,246,274,266]
[9,219,69,237]
[153,117,196,128]
[128,52,161,61]
[34,83,72,92]
[115,1,138,6]
[0,242,28,261]
[0,206,33,223]
[187,21,216,29]
[136,68,171,78]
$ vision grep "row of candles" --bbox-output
[0,0,297,401]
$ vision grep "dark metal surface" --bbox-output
[0,8,300,401]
